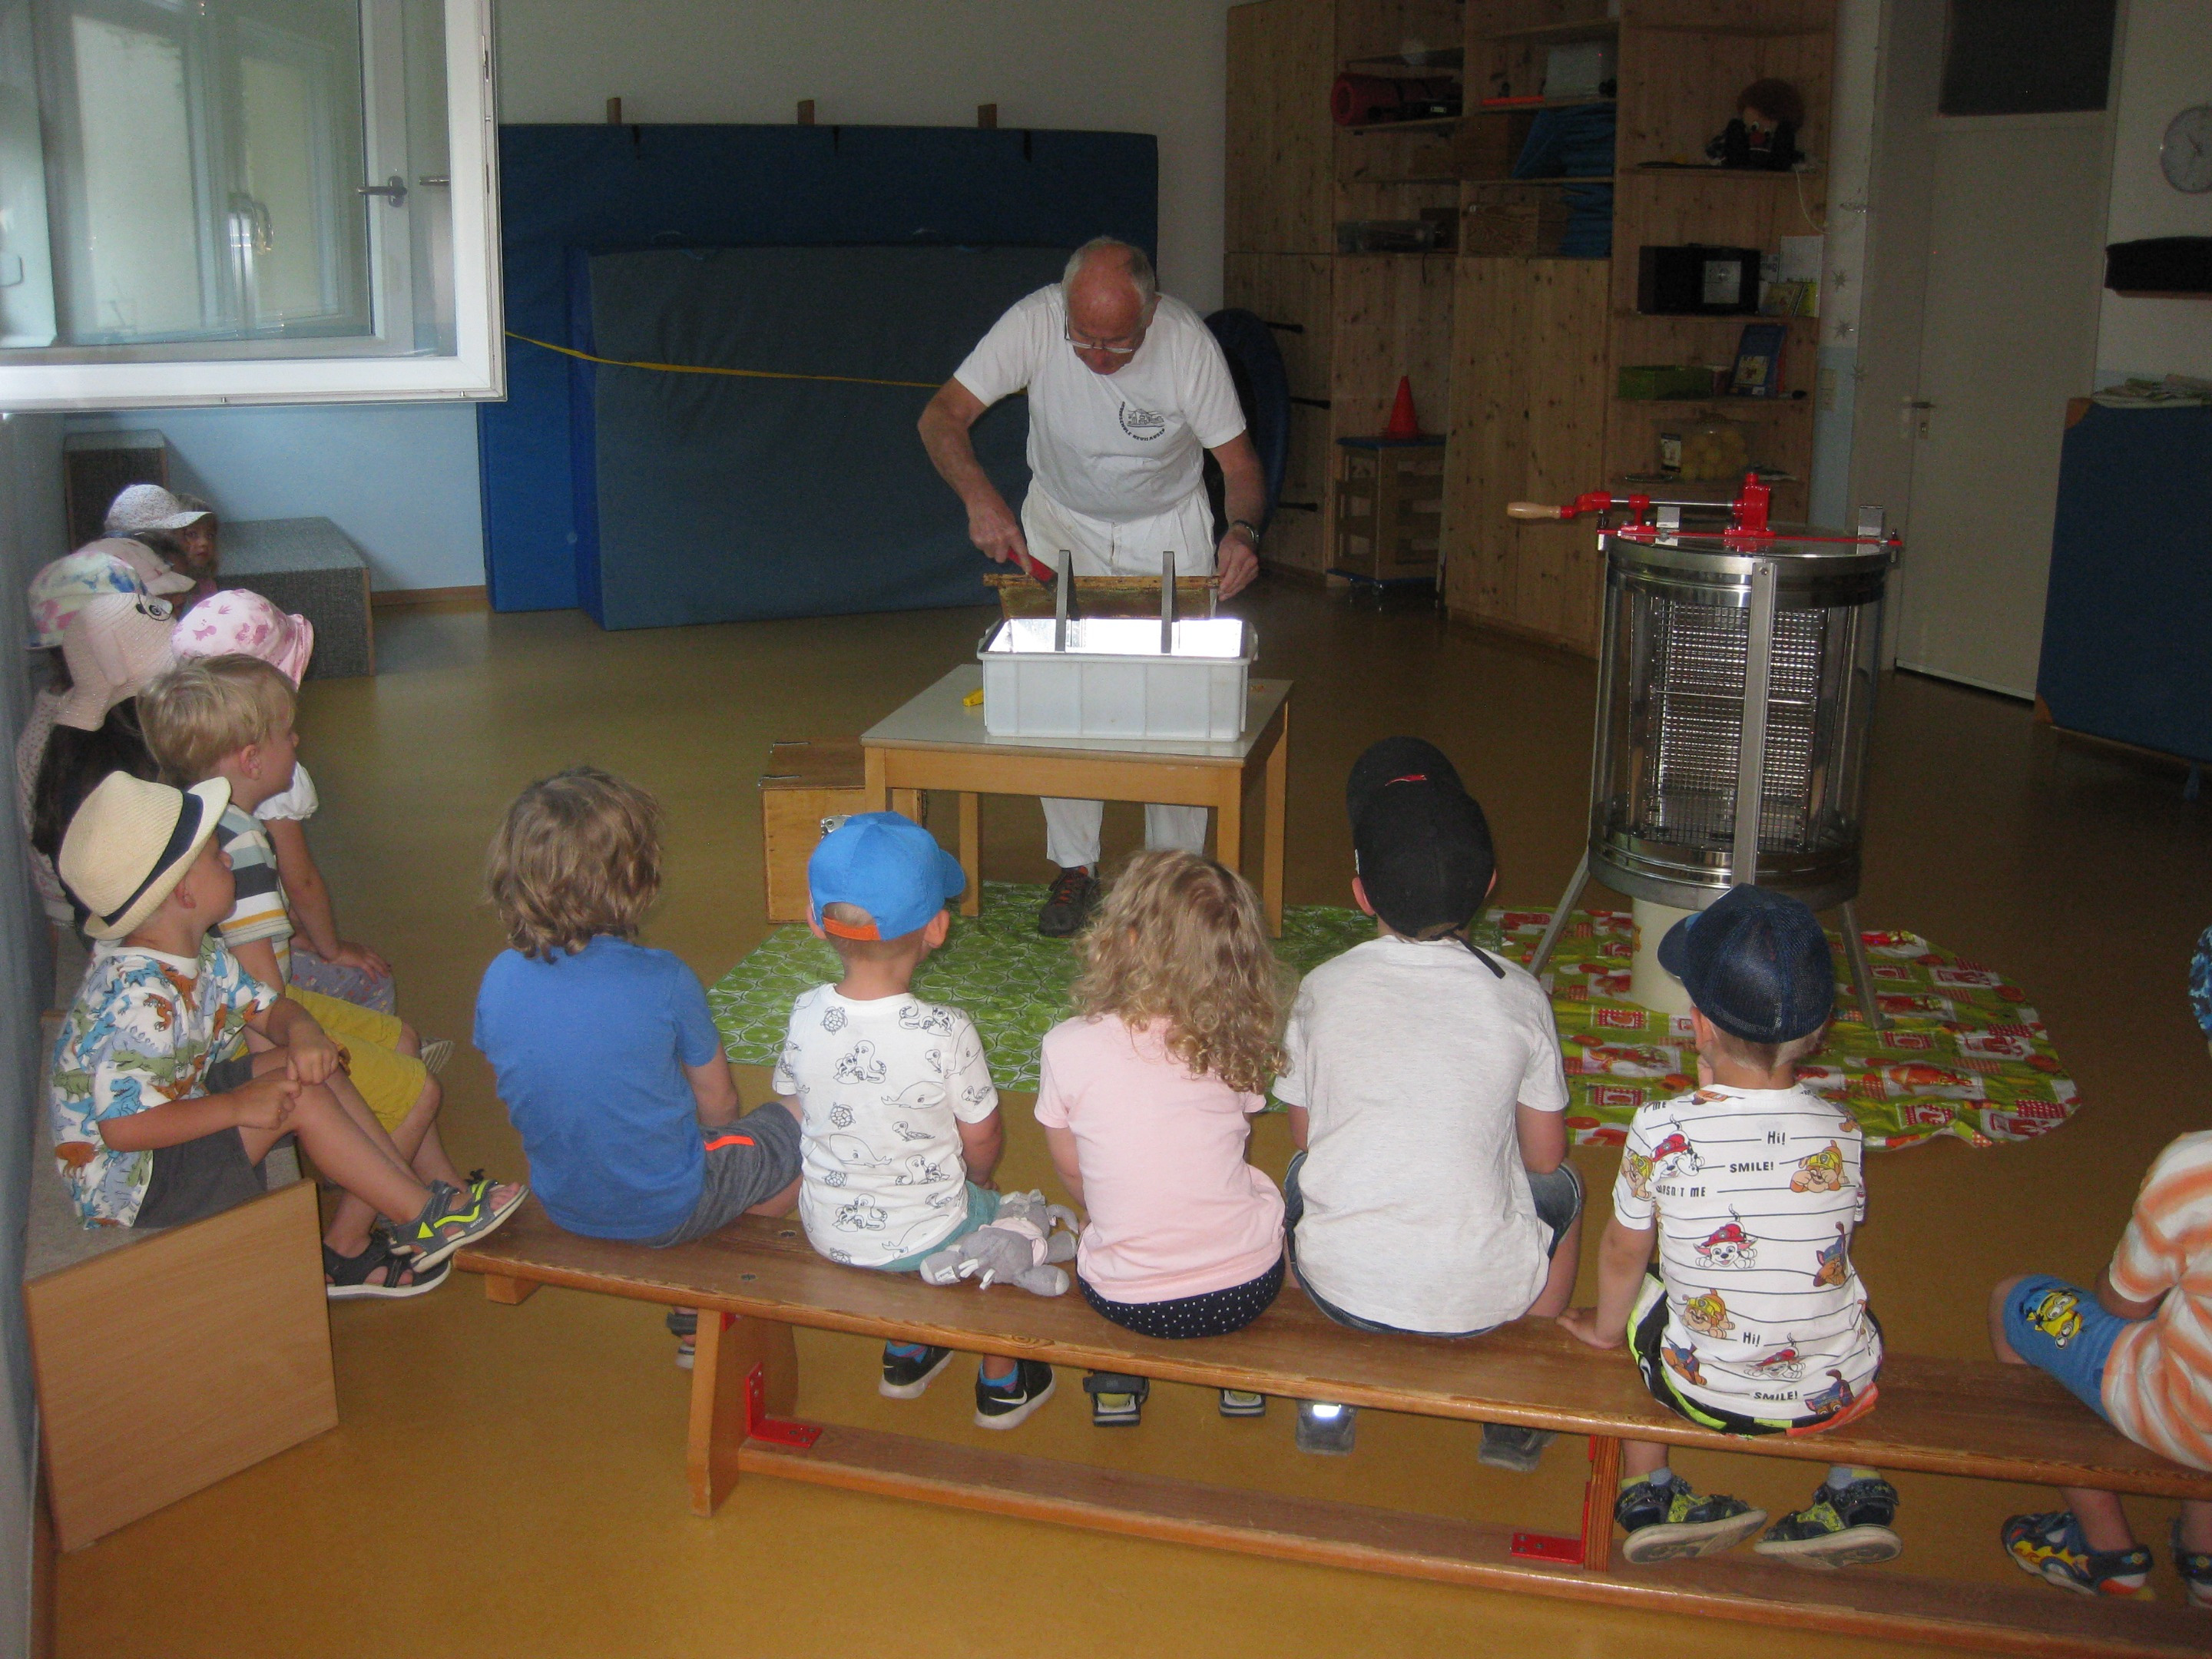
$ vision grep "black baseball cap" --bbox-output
[1348,738,1494,938]
[1657,884,1836,1044]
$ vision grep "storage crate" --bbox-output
[1332,436,1445,584]
[979,618,1253,741]
[1459,185,1571,257]
[760,741,867,924]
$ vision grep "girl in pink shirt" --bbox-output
[1036,850,1287,1426]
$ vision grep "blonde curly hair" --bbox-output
[1070,849,1288,1094]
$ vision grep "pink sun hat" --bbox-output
[57,592,180,731]
[172,588,316,686]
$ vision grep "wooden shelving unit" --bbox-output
[1227,0,1835,651]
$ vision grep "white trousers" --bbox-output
[1022,485,1216,870]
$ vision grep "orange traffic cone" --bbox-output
[1383,376,1421,439]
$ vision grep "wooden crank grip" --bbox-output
[1506,501,1563,520]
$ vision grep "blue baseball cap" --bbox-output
[1657,885,1835,1044]
[808,812,966,942]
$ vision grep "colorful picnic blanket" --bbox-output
[708,885,2078,1151]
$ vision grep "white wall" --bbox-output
[2095,0,2212,383]
[494,0,1240,311]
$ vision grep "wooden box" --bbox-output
[761,741,866,925]
[1332,436,1447,584]
[1459,184,1571,257]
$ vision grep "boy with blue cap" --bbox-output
[1561,883,1900,1568]
[776,812,1052,1429]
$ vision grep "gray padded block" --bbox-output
[218,518,374,679]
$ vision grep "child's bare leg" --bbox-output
[2059,1488,2139,1553]
[2181,1499,2212,1554]
[238,1084,428,1228]
[745,1175,800,1217]
[394,1021,420,1058]
[1623,1440,1670,1480]
[980,1355,1018,1383]
[327,1075,459,1252]
[1528,1210,1583,1319]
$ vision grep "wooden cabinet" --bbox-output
[1226,0,1337,254]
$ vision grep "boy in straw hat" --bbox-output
[51,773,525,1294]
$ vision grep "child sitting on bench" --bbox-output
[51,772,522,1283]
[775,813,1051,1429]
[1038,849,1287,1429]
[1274,738,1581,1462]
[1561,885,1902,1568]
[477,767,803,1336]
[1983,930,2212,1606]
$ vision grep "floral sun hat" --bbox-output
[172,588,316,686]
[26,543,191,650]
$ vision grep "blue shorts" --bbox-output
[2002,1273,2128,1423]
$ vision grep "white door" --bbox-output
[1891,111,2111,697]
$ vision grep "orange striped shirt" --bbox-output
[2102,1130,2212,1472]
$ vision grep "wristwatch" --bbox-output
[1228,518,1262,546]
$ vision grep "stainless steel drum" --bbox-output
[1589,524,1894,912]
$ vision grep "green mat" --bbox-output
[710,886,2079,1152]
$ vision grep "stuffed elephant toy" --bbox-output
[919,1189,1079,1296]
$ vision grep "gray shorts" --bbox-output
[1284,1152,1583,1338]
[641,1102,803,1248]
[134,1052,270,1229]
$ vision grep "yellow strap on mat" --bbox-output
[505,330,939,390]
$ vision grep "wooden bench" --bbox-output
[459,1203,2212,1658]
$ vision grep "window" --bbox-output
[0,0,499,409]
[1939,0,2117,118]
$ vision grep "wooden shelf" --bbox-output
[1628,20,1833,37]
[1625,164,1825,181]
[1341,115,1463,134]
[1482,18,1618,43]
[1344,46,1465,68]
[1615,396,1812,412]
[1469,95,1615,112]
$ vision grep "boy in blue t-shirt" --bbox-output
[475,768,801,1361]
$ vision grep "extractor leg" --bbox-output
[1528,852,1591,978]
[1838,899,1886,1033]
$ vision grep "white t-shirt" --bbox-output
[1273,936,1571,1333]
[1612,1083,1883,1422]
[773,984,998,1267]
[255,761,319,823]
[952,285,1247,524]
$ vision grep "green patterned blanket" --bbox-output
[709,884,2078,1151]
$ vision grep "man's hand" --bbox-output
[1215,531,1259,600]
[969,495,1031,567]
[284,1028,343,1086]
[324,939,391,978]
[227,1074,301,1134]
[1558,1307,1624,1349]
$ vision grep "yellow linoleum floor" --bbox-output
[56,583,2212,1656]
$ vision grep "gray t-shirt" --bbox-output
[1273,935,1570,1333]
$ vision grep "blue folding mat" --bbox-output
[482,124,1157,621]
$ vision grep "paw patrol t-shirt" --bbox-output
[1612,1083,1882,1421]
[776,985,998,1268]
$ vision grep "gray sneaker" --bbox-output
[1037,867,1100,938]
[1478,1422,1557,1473]
[1295,1399,1356,1455]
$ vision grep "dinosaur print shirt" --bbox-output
[1612,1083,1882,1421]
[776,985,998,1268]
[49,936,271,1227]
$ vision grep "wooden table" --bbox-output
[861,667,1292,932]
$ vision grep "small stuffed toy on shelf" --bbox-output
[1707,78,1805,171]
[920,1190,1080,1296]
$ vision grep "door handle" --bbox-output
[356,174,409,208]
[1901,397,1934,441]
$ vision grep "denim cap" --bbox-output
[807,811,966,942]
[1658,883,1836,1044]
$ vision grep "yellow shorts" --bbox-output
[288,987,427,1134]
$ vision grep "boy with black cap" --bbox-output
[1561,883,1901,1568]
[1274,738,1581,1461]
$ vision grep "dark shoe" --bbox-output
[323,1238,448,1301]
[1037,866,1100,938]
[879,1343,955,1400]
[1757,1476,1903,1568]
[1477,1422,1556,1473]
[1219,1389,1267,1418]
[2173,1518,2212,1610]
[1295,1399,1356,1455]
[2002,1511,2154,1598]
[1084,1371,1149,1427]
[1615,1473,1767,1565]
[974,1360,1055,1429]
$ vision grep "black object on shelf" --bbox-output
[1637,245,1762,316]
[2104,238,2212,298]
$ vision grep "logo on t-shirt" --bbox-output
[1118,402,1167,441]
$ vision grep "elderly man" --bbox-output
[920,237,1267,936]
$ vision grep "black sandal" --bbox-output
[324,1237,449,1301]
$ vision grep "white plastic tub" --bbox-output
[978,616,1255,740]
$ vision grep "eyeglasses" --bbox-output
[1063,321,1146,358]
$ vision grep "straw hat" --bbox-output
[58,773,230,941]
[104,484,211,535]
[173,589,316,686]
[57,593,179,732]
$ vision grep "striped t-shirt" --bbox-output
[2101,1130,2212,1472]
[213,805,293,981]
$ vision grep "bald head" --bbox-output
[1061,237,1157,373]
